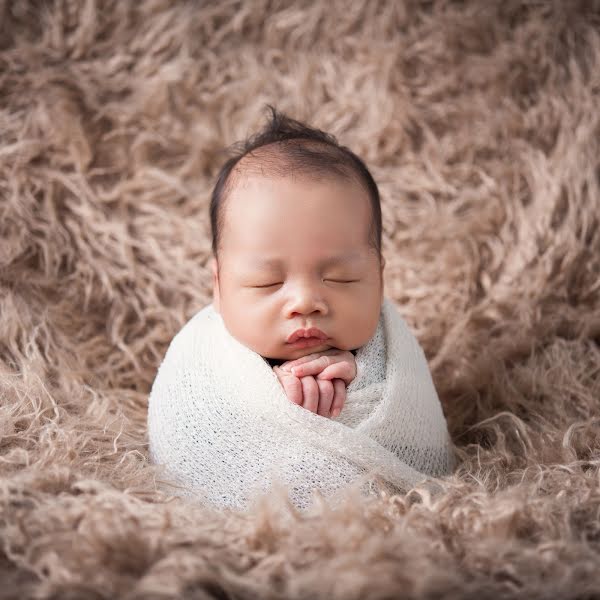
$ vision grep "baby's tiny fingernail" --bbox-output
[332,408,341,418]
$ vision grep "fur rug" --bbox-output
[1,1,599,598]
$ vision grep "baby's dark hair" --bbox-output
[209,105,382,261]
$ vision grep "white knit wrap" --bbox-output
[147,297,454,510]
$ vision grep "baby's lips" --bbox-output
[286,327,328,344]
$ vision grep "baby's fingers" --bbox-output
[331,378,346,418]
[280,353,323,372]
[290,356,332,377]
[316,378,334,418]
[274,366,303,405]
[301,376,319,413]
[316,361,356,386]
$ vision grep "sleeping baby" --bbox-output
[147,106,454,510]
[209,107,385,420]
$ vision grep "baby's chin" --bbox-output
[265,341,334,361]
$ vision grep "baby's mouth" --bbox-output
[286,327,328,344]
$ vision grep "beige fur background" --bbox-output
[1,1,600,598]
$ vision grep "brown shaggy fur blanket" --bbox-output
[1,1,599,598]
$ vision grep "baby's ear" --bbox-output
[211,258,220,312]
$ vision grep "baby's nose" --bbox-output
[285,288,327,317]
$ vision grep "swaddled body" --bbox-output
[148,296,454,509]
[147,107,455,509]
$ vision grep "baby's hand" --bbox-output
[273,366,346,419]
[281,349,357,386]
[274,349,357,418]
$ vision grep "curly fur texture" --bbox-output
[1,1,599,598]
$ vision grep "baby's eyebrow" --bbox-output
[250,258,281,270]
[249,253,363,270]
[320,253,365,268]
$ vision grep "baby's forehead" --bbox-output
[220,141,374,241]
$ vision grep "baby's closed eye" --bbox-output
[249,279,360,289]
[324,279,360,283]
[251,282,283,288]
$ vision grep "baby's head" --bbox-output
[209,106,385,360]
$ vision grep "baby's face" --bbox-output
[212,174,384,360]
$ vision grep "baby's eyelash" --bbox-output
[325,279,360,284]
[251,279,360,289]
[252,283,282,288]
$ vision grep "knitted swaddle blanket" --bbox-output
[147,297,454,510]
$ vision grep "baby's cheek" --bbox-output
[344,302,381,348]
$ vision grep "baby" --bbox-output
[209,106,385,419]
[148,115,454,507]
